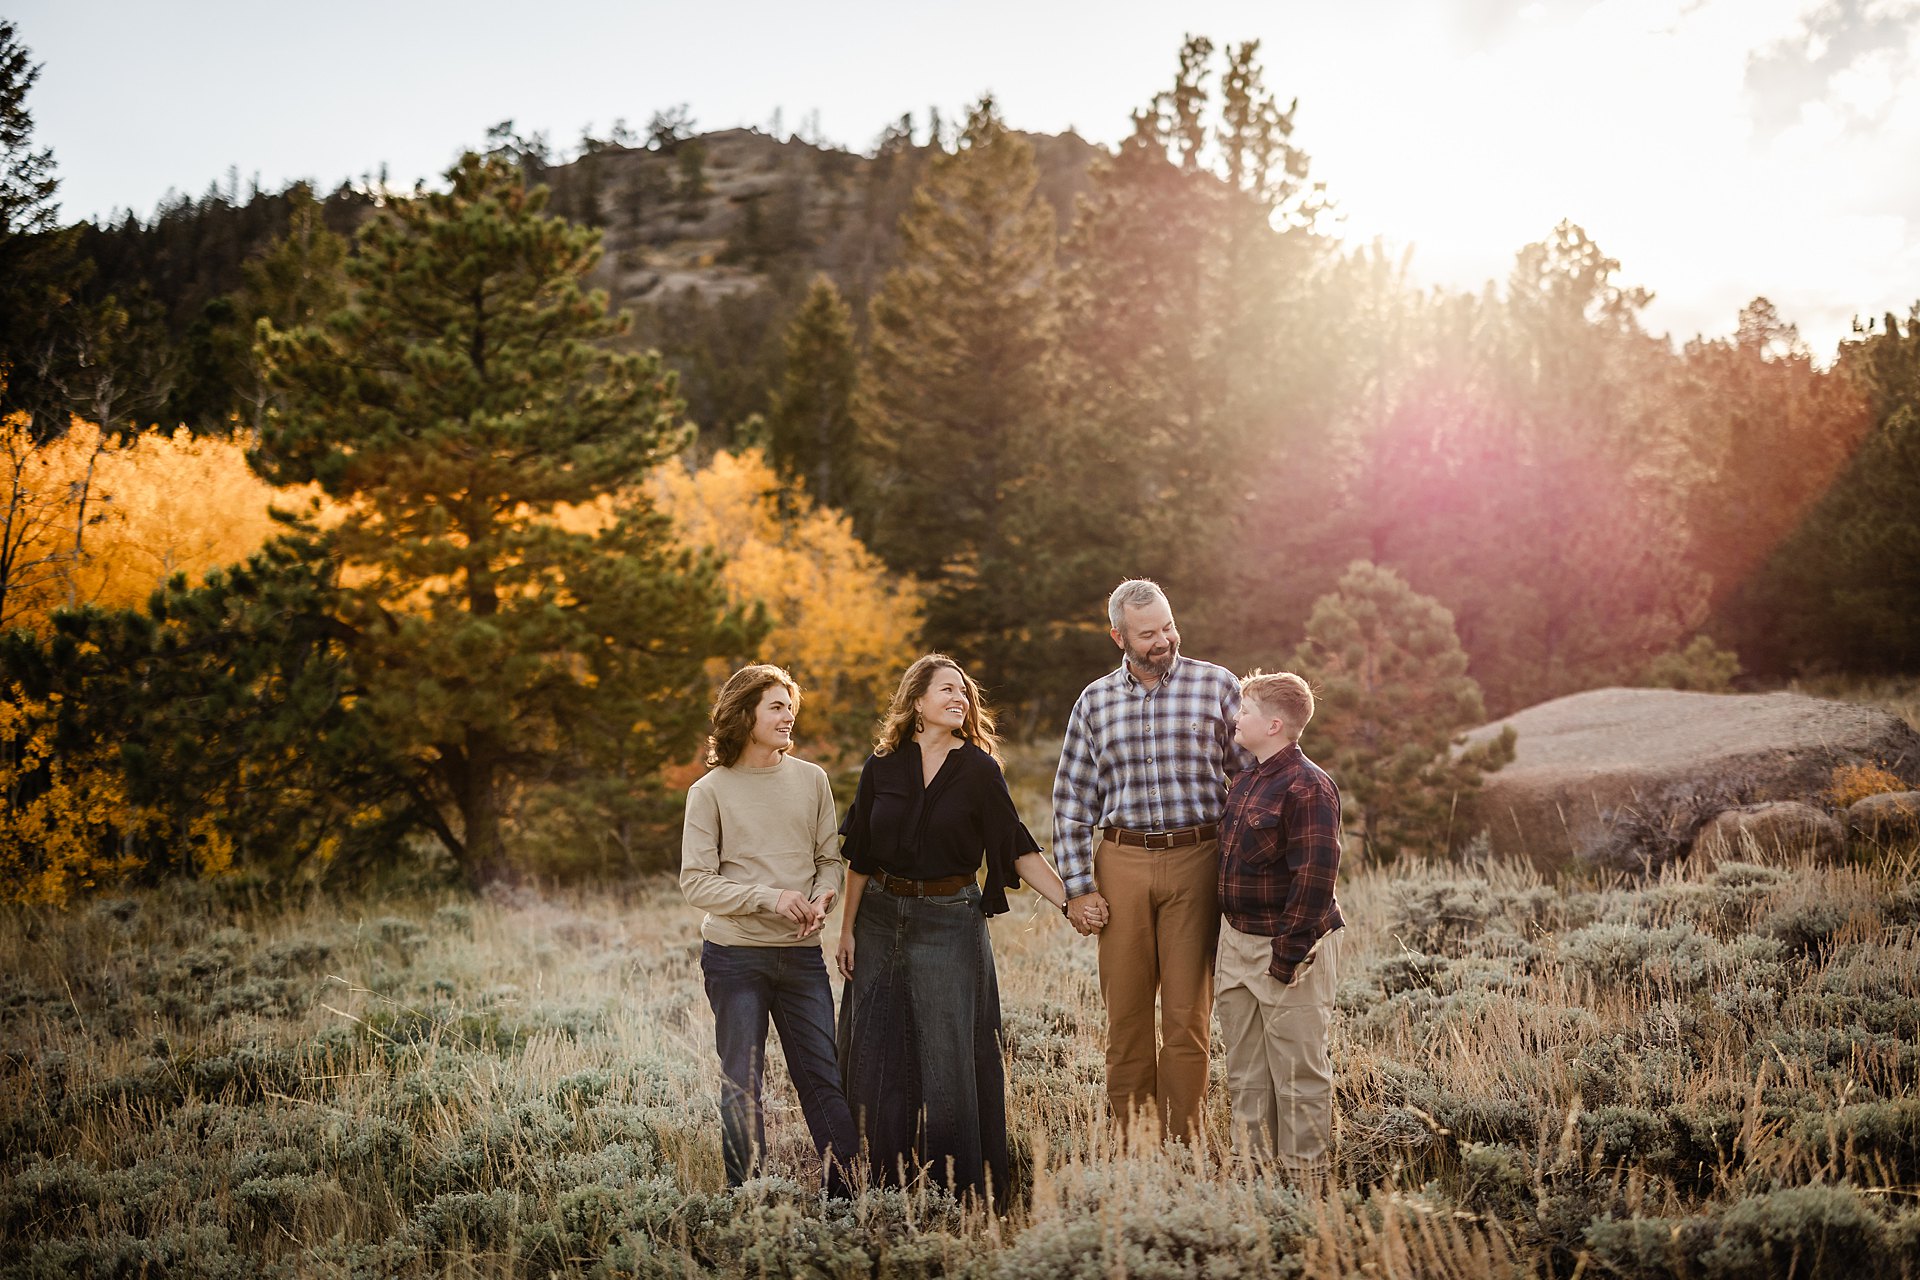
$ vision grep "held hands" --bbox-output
[1065,892,1110,937]
[775,889,830,940]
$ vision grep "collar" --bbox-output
[1251,741,1305,778]
[1120,654,1181,691]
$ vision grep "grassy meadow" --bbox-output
[5,800,1920,1279]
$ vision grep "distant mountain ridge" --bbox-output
[74,125,1108,435]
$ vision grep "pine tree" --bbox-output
[1746,306,1920,672]
[1293,561,1515,863]
[0,20,82,435]
[765,273,861,513]
[0,531,407,902]
[1059,36,1336,655]
[860,98,1094,710]
[257,152,751,886]
[1675,300,1871,668]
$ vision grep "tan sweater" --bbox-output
[679,755,845,947]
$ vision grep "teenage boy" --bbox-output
[681,663,857,1195]
[1214,671,1346,1169]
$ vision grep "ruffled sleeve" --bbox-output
[977,751,1042,917]
[838,755,881,875]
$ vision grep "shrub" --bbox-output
[1641,635,1741,693]
[1586,1184,1890,1279]
[1799,1099,1920,1184]
[1559,922,1718,989]
[1702,1184,1890,1279]
[1459,1142,1532,1218]
[1763,899,1863,956]
[1828,762,1908,808]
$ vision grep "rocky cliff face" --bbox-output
[546,127,1104,310]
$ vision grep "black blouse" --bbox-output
[839,740,1042,916]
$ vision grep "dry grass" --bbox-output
[3,831,1919,1276]
[1792,673,1920,735]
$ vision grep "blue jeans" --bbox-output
[700,941,858,1195]
[836,882,1007,1201]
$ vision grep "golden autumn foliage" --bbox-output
[1828,761,1909,809]
[648,448,925,757]
[0,681,238,907]
[0,415,308,635]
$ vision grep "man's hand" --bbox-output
[811,888,837,918]
[1066,892,1110,936]
[776,889,826,939]
[1269,952,1314,986]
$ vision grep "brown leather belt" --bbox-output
[1106,823,1218,850]
[871,868,976,897]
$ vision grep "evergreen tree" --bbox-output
[1060,36,1337,659]
[1745,305,1920,672]
[1675,299,1870,663]
[0,534,409,897]
[765,273,861,512]
[0,20,82,435]
[257,152,750,886]
[859,97,1095,711]
[1292,561,1515,863]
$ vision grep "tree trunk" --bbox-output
[456,738,515,889]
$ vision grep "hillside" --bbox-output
[77,126,1106,435]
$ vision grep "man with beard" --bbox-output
[1053,579,1250,1143]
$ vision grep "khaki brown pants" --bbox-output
[1214,919,1342,1168]
[1094,835,1219,1142]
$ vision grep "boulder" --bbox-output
[1847,790,1920,847]
[1693,802,1845,866]
[1457,688,1920,872]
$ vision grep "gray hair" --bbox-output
[1107,579,1169,631]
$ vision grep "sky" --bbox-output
[14,0,1920,359]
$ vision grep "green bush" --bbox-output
[1585,1184,1892,1280]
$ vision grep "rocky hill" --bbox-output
[554,126,1104,308]
[79,126,1107,435]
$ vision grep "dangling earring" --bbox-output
[913,712,925,733]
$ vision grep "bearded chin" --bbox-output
[1137,640,1178,675]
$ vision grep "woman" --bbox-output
[834,653,1071,1202]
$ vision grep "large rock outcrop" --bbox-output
[1457,689,1920,871]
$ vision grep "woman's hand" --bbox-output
[835,930,855,979]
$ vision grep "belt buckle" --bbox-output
[1145,832,1172,850]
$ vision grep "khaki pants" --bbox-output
[1094,836,1219,1142]
[1214,919,1342,1168]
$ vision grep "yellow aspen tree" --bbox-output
[648,447,924,758]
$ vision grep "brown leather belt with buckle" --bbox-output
[871,869,976,897]
[1106,823,1218,850]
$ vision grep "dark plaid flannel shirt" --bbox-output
[1217,742,1345,983]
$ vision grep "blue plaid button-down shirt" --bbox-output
[1050,655,1251,899]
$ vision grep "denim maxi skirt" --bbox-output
[836,881,1008,1201]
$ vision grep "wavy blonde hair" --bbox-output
[705,664,801,768]
[874,654,1000,762]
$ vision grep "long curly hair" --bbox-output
[873,654,1000,762]
[705,664,801,768]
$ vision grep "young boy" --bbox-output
[680,663,857,1195]
[1214,671,1346,1169]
